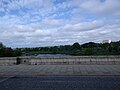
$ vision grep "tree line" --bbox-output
[0,42,21,57]
[0,41,120,57]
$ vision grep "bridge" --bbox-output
[0,56,120,65]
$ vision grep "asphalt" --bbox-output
[0,76,120,90]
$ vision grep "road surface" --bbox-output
[0,76,120,90]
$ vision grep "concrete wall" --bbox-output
[29,56,120,65]
[0,56,120,65]
[0,57,16,65]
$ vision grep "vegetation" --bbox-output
[0,42,21,57]
[18,41,120,56]
[0,41,120,57]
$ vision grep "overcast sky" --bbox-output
[0,0,120,48]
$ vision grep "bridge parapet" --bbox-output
[0,56,120,65]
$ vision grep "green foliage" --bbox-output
[0,47,13,57]
[0,42,5,48]
[71,42,81,55]
[72,42,81,50]
[0,41,120,57]
[82,48,95,55]
[19,41,120,56]
[0,43,22,57]
[13,48,22,56]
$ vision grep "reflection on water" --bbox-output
[34,54,71,56]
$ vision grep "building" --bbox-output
[102,40,111,44]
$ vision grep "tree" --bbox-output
[5,48,14,57]
[72,42,81,50]
[82,48,95,55]
[13,48,22,56]
[71,42,81,55]
[0,42,5,49]
[81,42,98,48]
[0,42,6,57]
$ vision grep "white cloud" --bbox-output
[81,0,120,16]
[0,0,120,47]
[41,18,65,28]
[63,20,106,32]
[0,19,120,47]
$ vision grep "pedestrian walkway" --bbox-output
[0,65,120,76]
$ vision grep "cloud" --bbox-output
[62,20,106,32]
[81,0,120,16]
[0,19,120,47]
[41,18,65,28]
[0,0,120,47]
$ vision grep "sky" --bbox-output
[0,0,120,48]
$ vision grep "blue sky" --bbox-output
[0,0,120,47]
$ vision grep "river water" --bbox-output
[34,54,71,56]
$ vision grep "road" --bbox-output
[0,76,120,90]
[0,65,120,90]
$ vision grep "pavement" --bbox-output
[0,65,120,76]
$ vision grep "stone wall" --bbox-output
[29,56,120,65]
[0,56,120,65]
[0,57,16,65]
